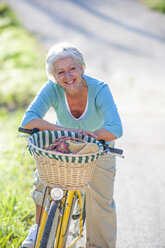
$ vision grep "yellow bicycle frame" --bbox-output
[35,211,48,247]
[35,190,83,248]
[55,190,83,248]
[35,198,51,248]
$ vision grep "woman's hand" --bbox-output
[94,128,116,142]
[76,129,98,139]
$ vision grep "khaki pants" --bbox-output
[31,147,116,248]
[86,154,116,248]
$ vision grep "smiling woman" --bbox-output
[53,56,88,119]
[53,57,84,93]
[46,42,86,83]
[20,42,123,248]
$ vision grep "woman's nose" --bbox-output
[65,70,71,78]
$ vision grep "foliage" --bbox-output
[0,3,46,246]
[0,111,36,247]
[0,2,47,110]
[141,0,165,13]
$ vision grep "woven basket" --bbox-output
[28,130,104,190]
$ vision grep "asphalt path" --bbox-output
[3,0,165,247]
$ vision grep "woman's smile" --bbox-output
[65,79,75,85]
[53,56,84,93]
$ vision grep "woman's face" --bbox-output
[53,56,84,92]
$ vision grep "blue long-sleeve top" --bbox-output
[22,75,123,139]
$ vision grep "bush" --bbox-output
[0,110,36,247]
[0,2,47,110]
[0,3,46,246]
[141,0,165,13]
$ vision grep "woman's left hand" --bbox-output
[67,128,97,139]
[78,129,98,139]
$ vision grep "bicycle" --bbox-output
[18,127,124,248]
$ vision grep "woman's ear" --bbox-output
[80,66,84,76]
[51,74,58,84]
[53,74,57,81]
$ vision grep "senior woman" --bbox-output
[21,42,123,248]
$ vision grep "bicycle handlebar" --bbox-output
[18,127,124,157]
[18,127,40,135]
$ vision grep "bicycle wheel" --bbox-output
[39,200,59,248]
[47,205,60,248]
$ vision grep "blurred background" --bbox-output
[0,0,165,247]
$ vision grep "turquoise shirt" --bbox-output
[22,75,123,138]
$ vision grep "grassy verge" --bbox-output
[0,2,46,247]
[0,2,46,110]
[141,0,165,13]
[0,111,35,247]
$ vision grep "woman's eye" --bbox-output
[70,67,76,71]
[58,71,64,75]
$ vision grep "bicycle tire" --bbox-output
[47,206,60,248]
[39,200,59,248]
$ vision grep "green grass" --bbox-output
[0,2,47,247]
[0,111,36,247]
[0,2,47,110]
[141,0,165,13]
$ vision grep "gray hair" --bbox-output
[46,42,86,82]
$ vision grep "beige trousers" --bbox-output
[31,147,116,248]
[86,154,116,248]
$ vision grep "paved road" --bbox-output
[3,0,165,247]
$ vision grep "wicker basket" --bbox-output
[28,130,103,190]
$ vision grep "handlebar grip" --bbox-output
[108,147,123,155]
[98,140,123,155]
[18,127,40,135]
